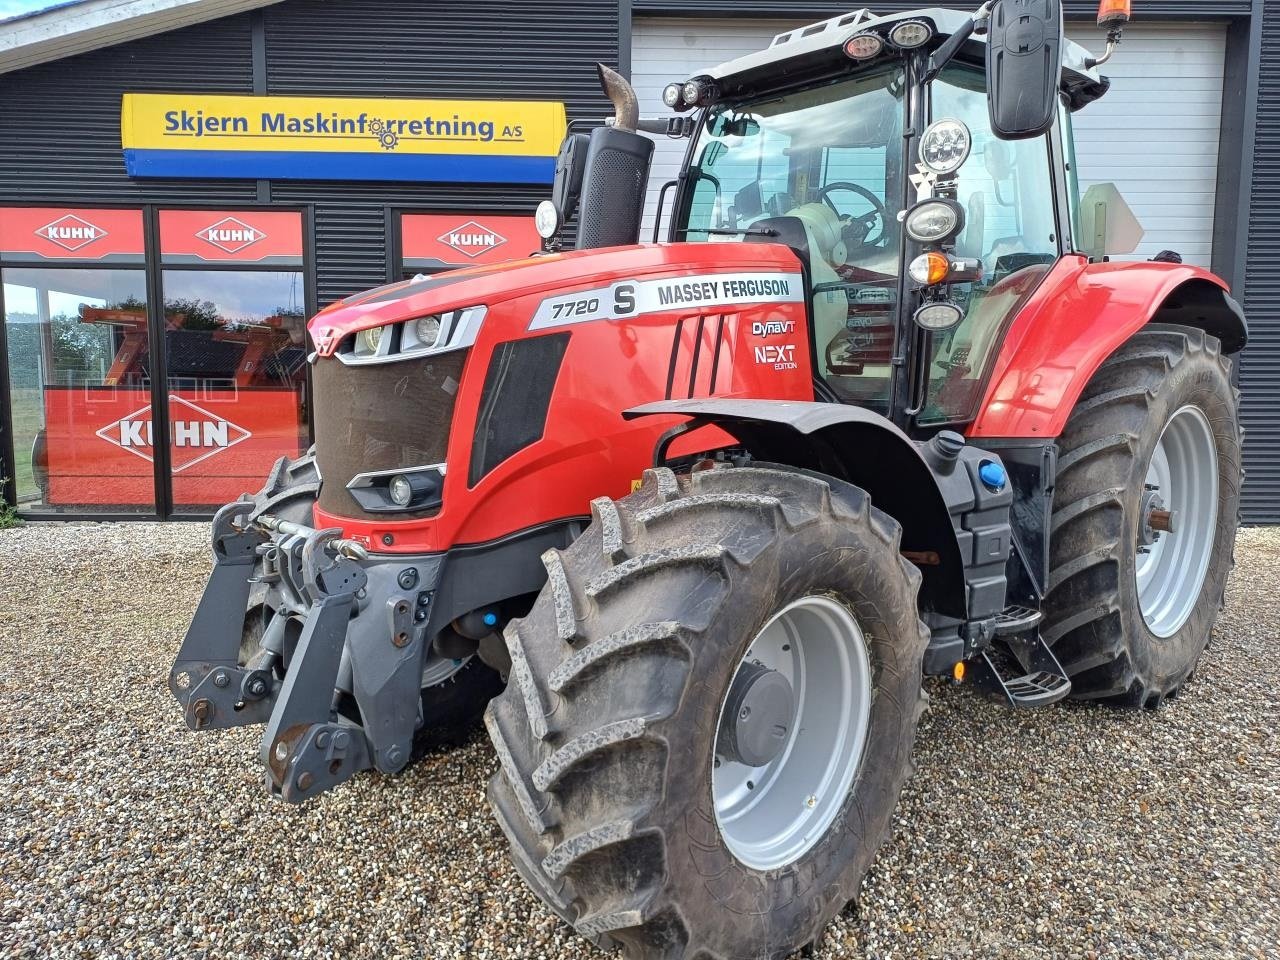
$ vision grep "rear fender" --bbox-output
[971,256,1247,439]
[625,398,966,619]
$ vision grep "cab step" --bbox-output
[992,604,1043,637]
[970,631,1071,709]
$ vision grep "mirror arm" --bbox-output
[924,1,992,83]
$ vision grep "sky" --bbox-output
[0,1,67,22]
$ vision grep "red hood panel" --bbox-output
[308,242,803,354]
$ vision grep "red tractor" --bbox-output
[170,2,1246,957]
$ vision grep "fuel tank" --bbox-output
[306,242,814,553]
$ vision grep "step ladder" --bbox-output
[970,606,1072,709]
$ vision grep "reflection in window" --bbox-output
[2,267,153,512]
[161,270,308,512]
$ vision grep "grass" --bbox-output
[7,387,43,505]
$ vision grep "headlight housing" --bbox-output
[904,199,965,244]
[919,119,972,176]
[336,306,487,366]
[844,31,884,60]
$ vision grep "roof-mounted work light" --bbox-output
[844,32,884,60]
[888,19,933,49]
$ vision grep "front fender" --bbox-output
[625,398,966,618]
[971,256,1246,439]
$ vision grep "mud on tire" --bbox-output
[1043,325,1241,708]
[484,465,929,959]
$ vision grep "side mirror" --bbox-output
[986,0,1063,140]
[549,134,590,228]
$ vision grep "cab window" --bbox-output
[681,67,906,415]
[919,64,1060,425]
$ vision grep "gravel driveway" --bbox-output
[1,521,1277,960]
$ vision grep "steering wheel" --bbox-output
[819,182,888,249]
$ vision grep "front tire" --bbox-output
[1043,325,1241,708]
[485,465,928,958]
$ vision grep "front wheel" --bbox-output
[1043,325,1241,707]
[485,465,928,958]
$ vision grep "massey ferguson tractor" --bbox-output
[168,2,1246,956]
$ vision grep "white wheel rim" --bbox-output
[1135,404,1219,637]
[711,595,872,871]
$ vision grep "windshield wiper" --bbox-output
[700,227,780,238]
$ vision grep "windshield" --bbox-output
[679,67,907,413]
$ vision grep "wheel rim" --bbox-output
[1135,404,1219,638]
[422,652,470,687]
[712,595,872,871]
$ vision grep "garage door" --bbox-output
[633,18,1226,266]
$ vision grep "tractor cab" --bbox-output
[542,3,1133,430]
[667,5,1116,428]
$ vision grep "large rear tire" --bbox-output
[1043,325,1241,708]
[485,465,928,958]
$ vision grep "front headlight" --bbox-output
[356,325,386,355]
[414,315,442,346]
[905,199,965,244]
[388,474,413,506]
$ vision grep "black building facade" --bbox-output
[0,0,1276,519]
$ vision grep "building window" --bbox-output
[1,205,312,518]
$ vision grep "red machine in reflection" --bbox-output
[34,303,307,509]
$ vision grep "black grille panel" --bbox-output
[313,351,467,521]
[469,334,569,485]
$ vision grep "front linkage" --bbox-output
[169,500,438,802]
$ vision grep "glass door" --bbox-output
[157,210,309,514]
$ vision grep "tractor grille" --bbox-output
[312,350,468,521]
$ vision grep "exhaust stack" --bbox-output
[574,63,654,249]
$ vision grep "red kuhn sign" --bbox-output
[401,213,541,269]
[0,207,145,261]
[42,386,303,507]
[159,209,304,264]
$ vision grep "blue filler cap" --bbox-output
[978,460,1007,492]
[482,611,499,627]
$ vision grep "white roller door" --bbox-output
[632,18,1226,266]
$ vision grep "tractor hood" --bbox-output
[308,242,803,357]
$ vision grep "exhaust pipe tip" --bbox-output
[596,62,639,133]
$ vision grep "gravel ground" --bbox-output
[0,521,1277,960]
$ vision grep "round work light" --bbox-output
[388,474,413,507]
[534,199,561,240]
[889,19,933,48]
[919,119,973,175]
[662,83,683,108]
[844,31,884,60]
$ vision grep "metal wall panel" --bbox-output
[1239,5,1280,523]
[262,0,619,304]
[0,16,258,204]
[633,1,1252,17]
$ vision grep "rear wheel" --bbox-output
[1043,325,1241,707]
[485,465,928,958]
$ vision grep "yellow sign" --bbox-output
[120,93,566,183]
